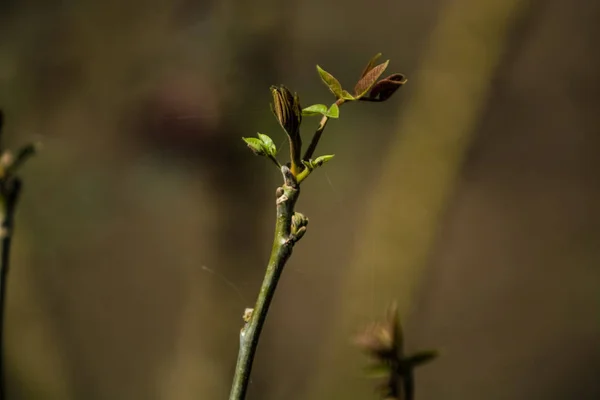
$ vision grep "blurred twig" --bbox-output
[308,0,527,396]
[356,303,437,400]
[0,110,38,399]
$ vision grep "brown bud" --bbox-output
[270,85,302,137]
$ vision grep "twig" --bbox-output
[229,166,305,400]
[0,109,38,399]
[303,98,344,161]
[231,55,405,399]
[0,177,22,399]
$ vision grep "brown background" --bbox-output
[0,0,598,398]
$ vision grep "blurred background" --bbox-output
[0,0,599,399]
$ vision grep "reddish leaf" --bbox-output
[368,74,407,102]
[354,60,389,98]
[360,53,383,79]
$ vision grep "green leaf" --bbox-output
[360,53,383,78]
[316,65,344,98]
[302,104,329,116]
[354,60,389,98]
[341,90,355,101]
[301,159,315,170]
[242,137,266,156]
[314,154,335,166]
[257,133,276,156]
[303,103,340,119]
[326,103,339,118]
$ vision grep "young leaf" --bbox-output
[242,137,266,156]
[301,159,315,170]
[367,73,407,102]
[341,90,355,101]
[302,104,329,116]
[257,133,277,156]
[316,65,344,98]
[326,103,339,118]
[302,103,340,119]
[314,154,335,166]
[354,60,389,98]
[360,53,382,78]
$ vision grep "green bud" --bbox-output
[291,212,309,233]
[313,154,335,167]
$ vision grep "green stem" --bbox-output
[268,154,282,169]
[289,131,303,177]
[303,99,344,161]
[229,166,302,400]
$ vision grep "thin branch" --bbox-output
[303,98,344,161]
[0,177,22,399]
[229,166,305,400]
[267,154,282,169]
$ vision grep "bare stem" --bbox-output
[303,98,344,161]
[229,166,304,400]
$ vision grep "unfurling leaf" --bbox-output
[360,53,383,79]
[242,137,266,156]
[354,60,389,98]
[301,154,335,171]
[257,133,277,156]
[316,65,344,98]
[327,103,340,118]
[302,103,340,119]
[302,104,329,116]
[341,90,355,101]
[313,154,335,166]
[367,73,407,102]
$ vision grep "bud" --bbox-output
[355,304,400,362]
[291,212,309,233]
[270,85,302,138]
[243,308,253,323]
[356,303,438,400]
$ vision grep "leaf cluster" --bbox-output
[242,54,406,185]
